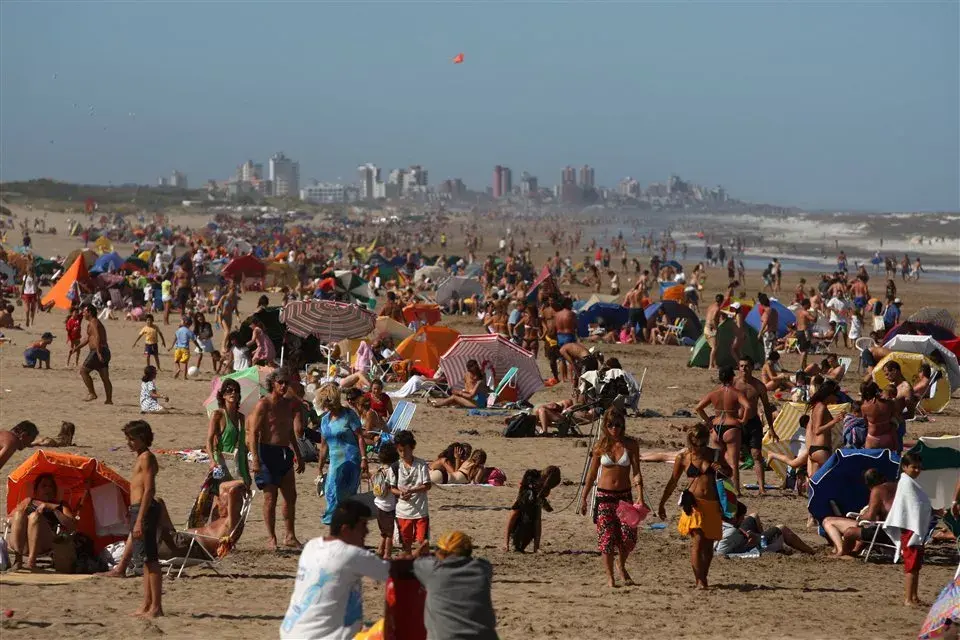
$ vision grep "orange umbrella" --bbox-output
[662,285,685,303]
[402,303,442,326]
[6,450,130,552]
[394,325,461,376]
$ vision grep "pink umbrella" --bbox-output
[439,334,543,402]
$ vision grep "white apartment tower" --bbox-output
[269,152,300,198]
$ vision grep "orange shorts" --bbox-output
[901,531,923,573]
[396,517,429,546]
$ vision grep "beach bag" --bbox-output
[616,501,650,528]
[502,413,536,438]
[485,468,507,486]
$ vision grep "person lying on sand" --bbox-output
[101,480,248,577]
[31,421,76,447]
[715,503,815,556]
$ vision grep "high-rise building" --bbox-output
[519,172,538,196]
[170,170,187,189]
[618,177,640,198]
[269,152,300,197]
[493,165,513,198]
[561,166,576,185]
[579,165,594,189]
[238,160,263,182]
[300,182,352,204]
[357,163,385,200]
[439,179,466,199]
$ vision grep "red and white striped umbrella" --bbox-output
[280,300,376,342]
[440,334,543,402]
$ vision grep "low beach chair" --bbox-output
[162,490,254,580]
[374,401,417,451]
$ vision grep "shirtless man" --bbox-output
[850,276,870,313]
[0,421,39,470]
[72,303,113,404]
[735,356,777,495]
[623,285,646,343]
[540,296,565,383]
[821,469,897,557]
[883,360,915,441]
[703,294,724,369]
[757,293,779,359]
[247,368,305,550]
[695,366,751,493]
[554,298,579,382]
[795,299,816,353]
[174,262,193,317]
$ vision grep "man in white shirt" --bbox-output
[825,291,851,348]
[280,501,389,640]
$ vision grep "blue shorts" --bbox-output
[853,296,867,310]
[557,332,576,347]
[24,347,50,366]
[144,343,159,356]
[473,392,489,408]
[255,443,294,489]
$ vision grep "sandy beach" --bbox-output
[1,206,958,640]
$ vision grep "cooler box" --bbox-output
[495,377,518,405]
[384,575,426,640]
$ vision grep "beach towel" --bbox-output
[883,473,933,551]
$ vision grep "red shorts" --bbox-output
[396,517,429,546]
[22,293,36,304]
[901,531,923,573]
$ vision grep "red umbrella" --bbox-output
[222,255,266,280]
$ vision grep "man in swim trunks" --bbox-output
[850,276,869,312]
[539,296,565,383]
[73,303,113,404]
[554,297,577,348]
[883,360,915,447]
[704,294,724,369]
[735,356,777,495]
[248,368,305,550]
[795,299,816,353]
[174,262,193,316]
[756,293,779,360]
[623,285,646,342]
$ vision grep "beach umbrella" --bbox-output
[440,334,543,402]
[395,325,461,376]
[661,284,685,303]
[375,316,414,342]
[402,303,442,326]
[918,577,960,640]
[92,251,123,273]
[643,301,703,341]
[688,320,763,369]
[413,265,445,284]
[6,451,130,552]
[203,366,267,417]
[280,299,376,342]
[904,436,960,510]
[883,321,955,345]
[222,254,266,280]
[124,256,149,270]
[873,352,951,413]
[907,307,956,335]
[807,448,900,523]
[32,257,59,276]
[333,270,374,306]
[435,276,483,306]
[883,334,960,390]
[745,298,796,338]
[664,260,683,272]
[940,338,960,361]
[577,302,629,338]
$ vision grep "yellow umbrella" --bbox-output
[873,352,950,413]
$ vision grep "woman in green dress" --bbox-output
[206,378,251,487]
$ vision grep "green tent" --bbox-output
[688,321,764,369]
[904,436,960,534]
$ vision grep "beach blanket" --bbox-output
[883,473,933,551]
[0,571,96,586]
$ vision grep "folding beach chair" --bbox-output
[374,401,417,452]
[486,367,519,408]
[663,318,687,343]
[836,356,852,379]
[862,514,939,564]
[161,490,254,580]
[854,337,875,373]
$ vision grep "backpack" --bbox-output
[502,413,536,438]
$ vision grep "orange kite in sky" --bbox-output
[452,53,464,64]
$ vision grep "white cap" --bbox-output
[894,298,902,304]
[730,302,742,310]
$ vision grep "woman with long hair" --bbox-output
[806,379,844,477]
[315,382,366,524]
[860,380,898,450]
[206,377,251,486]
[657,423,732,589]
[695,365,750,493]
[579,409,646,587]
[430,359,490,408]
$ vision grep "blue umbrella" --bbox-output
[807,448,900,522]
[664,260,683,272]
[92,251,123,273]
[643,301,703,341]
[577,303,629,338]
[745,298,796,338]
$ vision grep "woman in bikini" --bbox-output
[431,359,490,408]
[657,423,733,589]
[458,449,489,484]
[695,365,750,493]
[428,442,472,484]
[860,380,898,450]
[806,379,844,478]
[579,409,645,587]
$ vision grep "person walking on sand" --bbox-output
[123,420,163,618]
[247,368,305,550]
[734,356,777,495]
[72,303,113,404]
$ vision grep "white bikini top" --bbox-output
[600,450,630,467]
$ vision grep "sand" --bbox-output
[1,207,958,640]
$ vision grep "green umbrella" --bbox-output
[333,270,374,305]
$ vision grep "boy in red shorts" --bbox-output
[883,452,932,607]
[389,431,431,556]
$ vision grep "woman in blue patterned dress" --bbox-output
[316,383,368,524]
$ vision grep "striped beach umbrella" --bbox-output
[439,334,543,402]
[280,299,376,342]
[333,270,374,306]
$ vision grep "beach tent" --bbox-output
[574,293,620,312]
[904,436,960,510]
[41,257,90,310]
[92,251,123,273]
[6,451,130,552]
[873,352,950,413]
[688,321,764,369]
[577,302,629,338]
[745,299,796,338]
[762,401,851,479]
[644,301,703,342]
[394,325,461,377]
[222,254,266,280]
[660,283,685,302]
[435,276,483,307]
[883,334,960,390]
[807,449,901,523]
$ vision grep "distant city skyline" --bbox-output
[1,2,956,211]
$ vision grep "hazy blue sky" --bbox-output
[1,2,957,211]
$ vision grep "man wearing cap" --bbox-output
[413,531,498,640]
[23,331,55,369]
